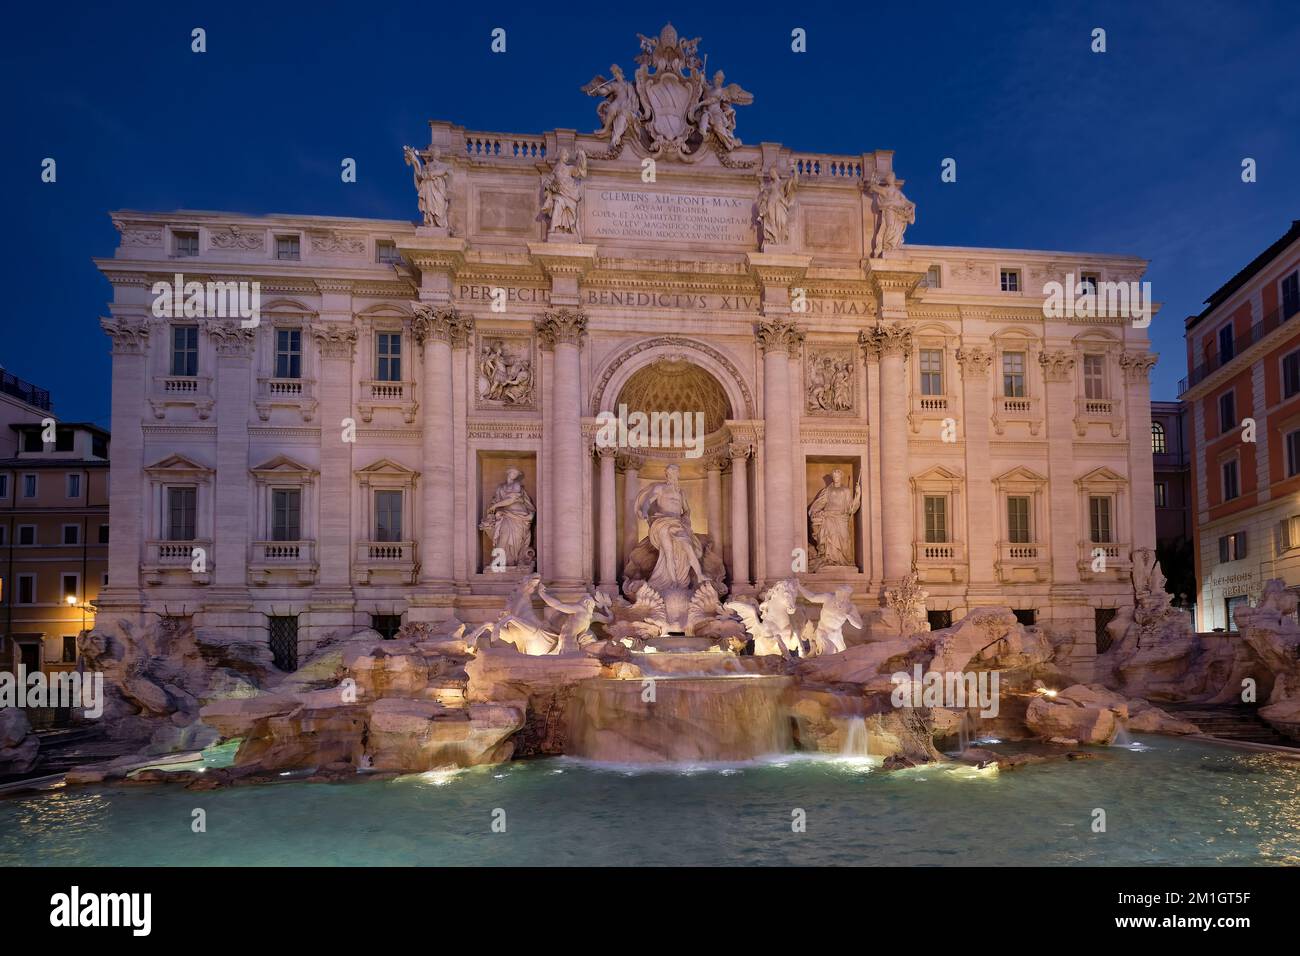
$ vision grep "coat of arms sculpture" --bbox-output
[582,23,753,162]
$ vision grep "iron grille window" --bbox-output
[372,614,402,640]
[927,610,952,630]
[268,616,299,671]
[1094,608,1118,654]
[275,329,302,378]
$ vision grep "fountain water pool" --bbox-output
[3,736,1298,866]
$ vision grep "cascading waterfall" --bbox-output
[840,716,870,757]
[567,675,793,762]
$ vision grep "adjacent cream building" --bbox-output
[94,25,1158,677]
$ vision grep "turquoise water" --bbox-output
[2,736,1298,866]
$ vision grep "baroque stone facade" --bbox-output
[94,24,1157,678]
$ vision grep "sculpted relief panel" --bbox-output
[805,347,857,417]
[476,333,536,409]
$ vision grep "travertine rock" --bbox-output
[463,647,602,755]
[0,707,38,775]
[1024,683,1127,745]
[1126,698,1200,735]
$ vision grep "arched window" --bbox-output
[1151,421,1167,454]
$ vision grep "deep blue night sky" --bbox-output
[2,0,1297,424]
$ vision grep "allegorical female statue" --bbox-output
[866,171,915,257]
[756,167,796,248]
[808,468,861,570]
[479,468,536,569]
[635,462,705,591]
[540,148,588,238]
[404,145,450,229]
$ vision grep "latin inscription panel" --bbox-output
[585,189,754,245]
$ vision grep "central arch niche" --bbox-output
[615,358,733,436]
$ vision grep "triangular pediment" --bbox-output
[355,457,418,477]
[993,465,1047,485]
[144,453,213,476]
[251,454,316,476]
[913,464,964,482]
[1076,465,1127,486]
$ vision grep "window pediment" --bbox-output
[993,466,1047,487]
[251,454,317,479]
[144,453,214,478]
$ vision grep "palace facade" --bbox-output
[94,26,1158,678]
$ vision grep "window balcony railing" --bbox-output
[913,540,967,583]
[353,540,417,585]
[991,394,1042,436]
[143,539,212,585]
[255,376,316,422]
[1180,301,1300,395]
[909,393,955,432]
[996,541,1050,583]
[150,376,213,420]
[358,380,417,423]
[249,539,317,585]
[1074,396,1123,437]
[1078,541,1131,580]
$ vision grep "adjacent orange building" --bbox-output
[0,379,109,679]
[1180,220,1300,630]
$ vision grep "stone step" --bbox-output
[1160,703,1292,747]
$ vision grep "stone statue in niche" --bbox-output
[404,145,450,229]
[479,468,536,570]
[635,462,705,591]
[807,351,854,412]
[808,468,861,570]
[478,338,534,405]
[756,167,796,247]
[540,148,588,238]
[866,170,915,257]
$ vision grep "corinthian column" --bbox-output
[728,442,751,589]
[705,451,724,556]
[757,318,804,582]
[957,345,996,594]
[537,308,587,585]
[206,320,257,589]
[862,323,912,583]
[596,445,618,588]
[619,454,643,565]
[414,305,472,587]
